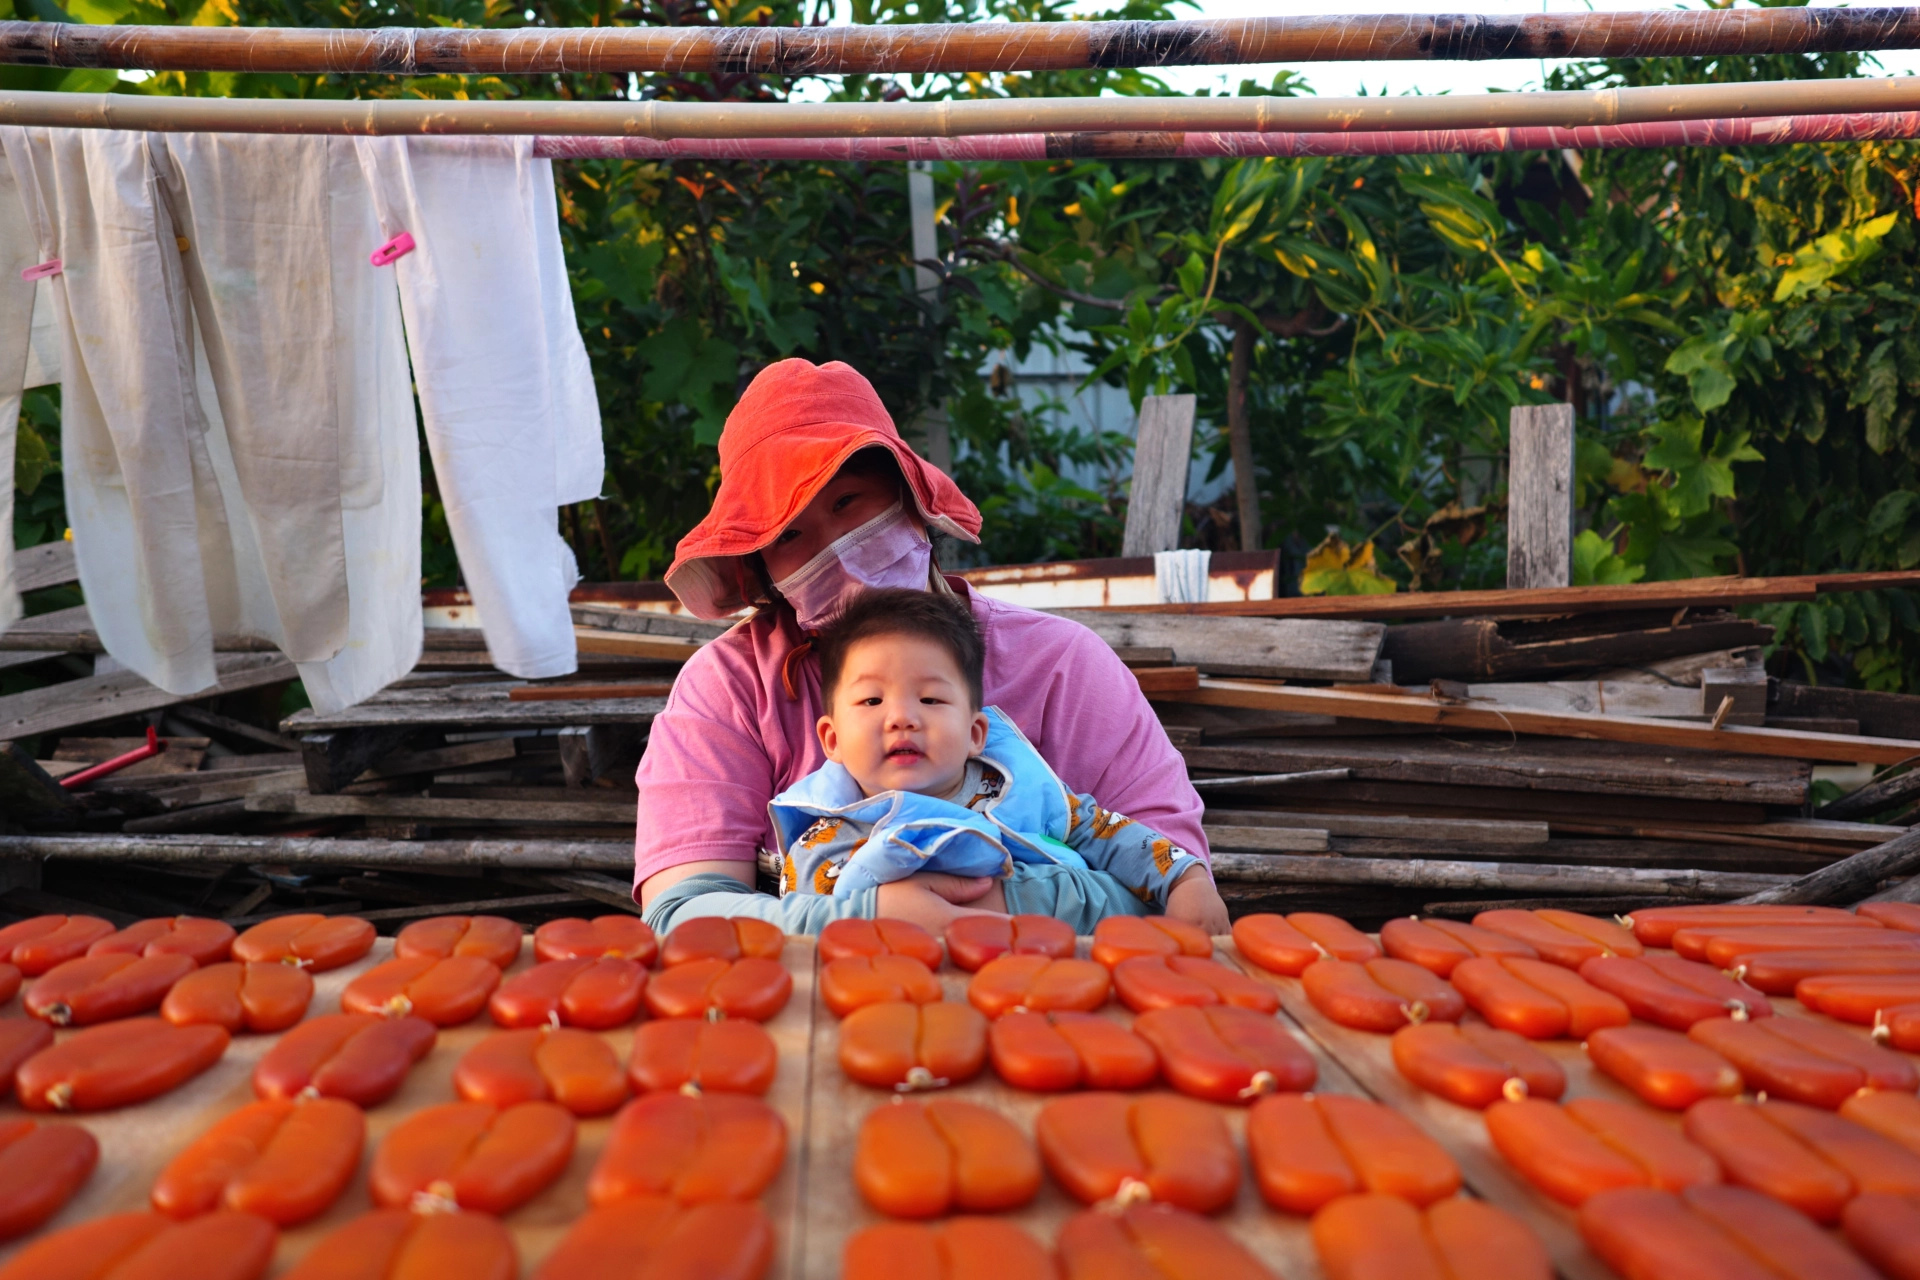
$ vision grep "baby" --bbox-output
[769,588,1211,920]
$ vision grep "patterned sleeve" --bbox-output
[1058,792,1204,910]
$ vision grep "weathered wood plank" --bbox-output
[1183,737,1809,807]
[572,627,703,662]
[1819,765,1920,821]
[1451,679,1703,719]
[1120,393,1195,557]
[1774,681,1920,743]
[246,791,636,825]
[1209,851,1792,898]
[1736,825,1920,905]
[285,696,666,733]
[0,833,634,870]
[1203,808,1550,845]
[1382,611,1773,684]
[14,539,77,594]
[1506,403,1575,589]
[165,703,302,752]
[1159,678,1918,765]
[1200,825,1330,853]
[1053,611,1383,682]
[0,654,296,740]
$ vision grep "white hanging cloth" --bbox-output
[0,158,35,635]
[0,128,421,710]
[355,134,604,680]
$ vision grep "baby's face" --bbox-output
[817,633,988,799]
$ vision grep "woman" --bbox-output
[635,358,1228,936]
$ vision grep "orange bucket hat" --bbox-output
[664,359,981,620]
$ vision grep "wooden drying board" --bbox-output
[795,939,1373,1280]
[1230,938,1920,1280]
[0,936,820,1279]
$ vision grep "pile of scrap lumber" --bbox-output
[4,536,1920,931]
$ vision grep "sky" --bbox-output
[1138,0,1920,100]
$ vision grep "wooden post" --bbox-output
[1506,403,1574,589]
[1122,394,1197,557]
[906,162,952,473]
[1227,319,1261,552]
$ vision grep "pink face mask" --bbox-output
[772,501,932,631]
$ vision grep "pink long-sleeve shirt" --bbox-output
[631,580,1208,890]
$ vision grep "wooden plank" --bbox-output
[568,604,729,642]
[1733,825,1920,905]
[14,539,77,594]
[541,870,641,913]
[1204,809,1550,845]
[0,653,296,740]
[53,736,209,777]
[797,937,1350,1279]
[1381,613,1774,685]
[1129,665,1199,694]
[508,682,675,701]
[1699,664,1767,727]
[1452,680,1702,719]
[165,703,303,752]
[1053,611,1384,683]
[1119,393,1195,557]
[285,695,666,733]
[1506,403,1574,589]
[1208,851,1792,898]
[1819,765,1920,821]
[246,791,636,825]
[1201,825,1331,853]
[571,627,703,662]
[0,935,818,1280]
[1774,681,1920,742]
[358,737,521,781]
[1183,738,1809,808]
[1158,678,1920,765]
[1091,569,1920,620]
[0,833,635,870]
[130,768,309,808]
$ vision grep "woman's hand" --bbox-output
[874,872,1008,933]
[1166,866,1231,937]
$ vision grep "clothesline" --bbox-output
[9,76,1920,139]
[1,9,1917,76]
[530,111,1920,161]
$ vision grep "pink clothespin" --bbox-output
[369,232,415,267]
[20,259,61,282]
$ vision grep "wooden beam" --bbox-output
[14,540,77,594]
[1094,569,1920,619]
[0,654,296,740]
[1204,809,1550,845]
[1120,394,1195,558]
[1156,678,1920,765]
[1733,825,1920,905]
[357,737,521,781]
[1209,852,1791,898]
[1200,825,1331,853]
[1053,611,1383,683]
[1819,766,1920,821]
[1506,403,1574,589]
[0,833,634,870]
[164,703,302,752]
[246,791,637,825]
[571,628,703,662]
[285,694,666,733]
[542,871,642,914]
[1381,613,1773,684]
[508,683,675,702]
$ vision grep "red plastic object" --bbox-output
[533,916,659,965]
[151,1096,363,1226]
[371,1100,576,1215]
[16,1018,228,1112]
[161,962,313,1034]
[58,726,164,789]
[0,1119,98,1240]
[230,914,375,972]
[944,914,1075,972]
[254,1012,436,1106]
[89,916,236,967]
[395,916,522,969]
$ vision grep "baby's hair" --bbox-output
[815,588,984,710]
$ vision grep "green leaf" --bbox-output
[1773,212,1899,303]
[13,423,49,498]
[1571,528,1646,586]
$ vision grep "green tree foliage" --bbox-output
[4,0,1918,689]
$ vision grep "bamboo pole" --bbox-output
[14,79,1920,138]
[533,111,1920,161]
[5,9,1920,76]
